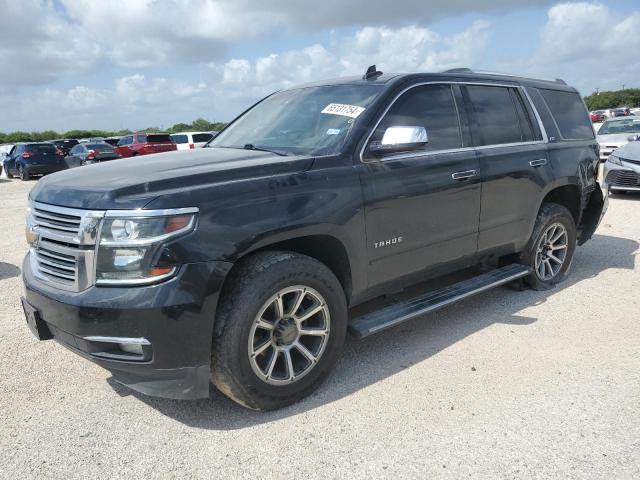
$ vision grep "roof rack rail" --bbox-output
[442,68,473,74]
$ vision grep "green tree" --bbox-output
[584,88,640,110]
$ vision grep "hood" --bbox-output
[30,147,315,210]
[611,140,640,160]
[596,133,632,146]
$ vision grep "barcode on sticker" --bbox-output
[321,103,366,118]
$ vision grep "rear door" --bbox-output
[462,84,551,255]
[358,83,481,290]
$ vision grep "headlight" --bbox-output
[608,155,623,166]
[96,209,197,286]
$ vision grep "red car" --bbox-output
[114,133,177,158]
[590,111,606,123]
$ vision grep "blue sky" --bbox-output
[1,0,639,132]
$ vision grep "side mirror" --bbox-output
[369,126,428,155]
[627,134,640,142]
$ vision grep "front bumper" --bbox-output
[22,254,232,400]
[603,159,640,192]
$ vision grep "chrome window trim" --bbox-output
[359,80,550,164]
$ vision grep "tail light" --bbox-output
[55,149,64,156]
[189,143,195,149]
[22,152,33,158]
[87,150,97,160]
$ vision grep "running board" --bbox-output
[349,264,532,339]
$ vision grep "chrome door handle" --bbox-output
[530,158,548,167]
[451,169,477,180]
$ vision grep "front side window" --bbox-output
[466,85,525,146]
[192,133,213,143]
[369,84,463,154]
[210,84,383,156]
[539,89,594,140]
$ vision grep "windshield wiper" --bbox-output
[243,144,289,157]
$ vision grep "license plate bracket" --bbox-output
[21,297,53,341]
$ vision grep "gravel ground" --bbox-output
[1,177,639,479]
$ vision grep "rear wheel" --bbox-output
[211,251,347,410]
[18,165,29,181]
[5,167,13,179]
[520,203,576,291]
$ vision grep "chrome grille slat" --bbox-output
[35,255,76,273]
[28,202,105,292]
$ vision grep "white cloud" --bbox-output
[527,2,640,94]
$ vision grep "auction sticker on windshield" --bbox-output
[321,103,366,118]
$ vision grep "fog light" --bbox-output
[118,343,144,355]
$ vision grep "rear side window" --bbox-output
[371,84,462,153]
[147,134,171,143]
[171,134,188,144]
[538,89,594,140]
[192,133,213,143]
[466,85,525,146]
[118,136,133,146]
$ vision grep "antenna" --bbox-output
[363,65,383,80]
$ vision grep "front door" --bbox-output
[358,83,481,291]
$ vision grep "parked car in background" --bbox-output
[4,143,66,180]
[630,107,640,116]
[596,117,640,161]
[0,144,14,175]
[64,142,121,168]
[590,110,606,123]
[170,131,215,150]
[603,137,640,193]
[114,133,177,158]
[48,139,79,156]
[104,136,122,147]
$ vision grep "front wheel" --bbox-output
[211,251,347,410]
[520,203,577,291]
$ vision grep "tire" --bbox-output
[18,165,29,181]
[211,251,348,410]
[520,203,577,291]
[5,168,12,179]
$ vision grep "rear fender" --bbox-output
[578,183,606,245]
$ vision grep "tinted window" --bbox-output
[69,145,82,154]
[147,134,171,143]
[171,134,188,144]
[137,134,147,143]
[466,85,524,146]
[538,89,594,140]
[118,136,133,146]
[511,89,541,142]
[27,144,57,153]
[192,133,213,143]
[371,84,462,153]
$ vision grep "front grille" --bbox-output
[33,241,78,285]
[606,170,640,188]
[28,202,104,292]
[33,207,81,234]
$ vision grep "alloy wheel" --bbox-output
[534,222,568,281]
[248,286,331,385]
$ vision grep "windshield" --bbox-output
[598,118,640,135]
[210,84,383,156]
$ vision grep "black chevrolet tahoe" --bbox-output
[22,67,607,410]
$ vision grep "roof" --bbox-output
[289,69,577,93]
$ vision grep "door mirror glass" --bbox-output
[369,126,428,155]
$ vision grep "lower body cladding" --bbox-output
[603,160,640,192]
[22,255,232,400]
